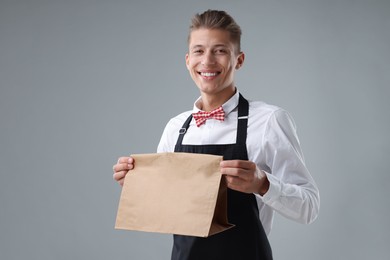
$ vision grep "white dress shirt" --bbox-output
[157,91,320,235]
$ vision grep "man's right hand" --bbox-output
[113,157,134,186]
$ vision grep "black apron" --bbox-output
[172,94,273,260]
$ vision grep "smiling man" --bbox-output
[113,10,320,260]
[185,28,244,111]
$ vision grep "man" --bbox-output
[113,9,319,260]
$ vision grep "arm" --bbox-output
[221,109,319,224]
[260,109,319,224]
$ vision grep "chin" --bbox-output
[197,85,220,94]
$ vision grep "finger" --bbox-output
[225,175,239,185]
[221,166,245,176]
[113,170,127,181]
[220,160,255,170]
[113,163,126,173]
[225,176,250,193]
[117,157,134,164]
[221,167,253,181]
[113,162,134,173]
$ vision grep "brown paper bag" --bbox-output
[115,152,234,237]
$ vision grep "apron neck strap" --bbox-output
[236,93,249,145]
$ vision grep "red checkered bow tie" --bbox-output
[192,106,225,127]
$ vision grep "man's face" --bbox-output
[186,29,244,97]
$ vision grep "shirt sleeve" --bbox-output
[256,109,320,224]
[157,118,179,153]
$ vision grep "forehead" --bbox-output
[189,28,234,48]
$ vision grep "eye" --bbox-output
[193,49,203,54]
[215,48,228,54]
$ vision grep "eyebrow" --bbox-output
[190,44,229,50]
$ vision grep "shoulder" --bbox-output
[248,100,290,124]
[247,99,297,134]
[157,110,192,153]
[248,100,282,115]
[161,110,193,137]
[165,110,193,129]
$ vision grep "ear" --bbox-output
[235,52,245,70]
[185,53,190,70]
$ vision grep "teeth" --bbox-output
[201,72,218,77]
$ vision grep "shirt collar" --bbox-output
[192,90,240,116]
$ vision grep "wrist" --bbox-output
[257,172,270,196]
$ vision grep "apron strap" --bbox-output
[176,114,192,146]
[236,93,249,145]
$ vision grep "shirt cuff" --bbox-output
[256,171,282,205]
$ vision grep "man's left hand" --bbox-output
[220,160,269,195]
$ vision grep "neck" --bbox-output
[199,87,236,111]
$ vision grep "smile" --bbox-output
[198,71,221,77]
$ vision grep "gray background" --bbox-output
[1,0,389,259]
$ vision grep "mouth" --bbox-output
[198,71,221,79]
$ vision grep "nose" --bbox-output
[201,51,216,66]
